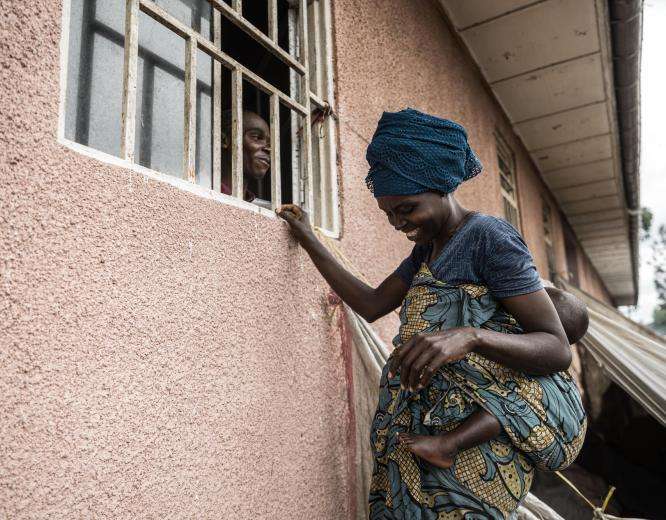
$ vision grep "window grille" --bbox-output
[495,131,521,232]
[564,225,580,286]
[541,196,557,281]
[62,0,340,235]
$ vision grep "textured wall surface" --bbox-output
[1,2,354,518]
[1,0,613,519]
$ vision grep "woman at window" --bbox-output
[220,109,271,202]
[277,108,586,519]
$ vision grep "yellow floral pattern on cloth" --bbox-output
[369,264,587,519]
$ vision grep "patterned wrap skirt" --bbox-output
[368,264,587,519]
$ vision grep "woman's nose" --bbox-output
[389,214,405,230]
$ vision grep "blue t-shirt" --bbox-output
[394,213,543,299]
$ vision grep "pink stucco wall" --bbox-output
[2,3,354,518]
[1,0,615,518]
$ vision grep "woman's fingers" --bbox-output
[399,336,429,389]
[276,203,303,222]
[407,348,438,391]
[388,338,413,377]
[276,207,296,222]
[418,352,450,388]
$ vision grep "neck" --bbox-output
[432,195,469,251]
[221,171,246,193]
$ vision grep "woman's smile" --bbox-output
[405,228,420,241]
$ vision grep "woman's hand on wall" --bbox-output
[276,204,315,244]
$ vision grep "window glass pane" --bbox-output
[136,10,186,178]
[547,244,557,280]
[311,111,323,223]
[503,197,519,229]
[564,227,580,286]
[195,48,213,189]
[65,0,125,155]
[66,0,213,185]
[277,0,293,55]
[497,155,510,177]
[154,0,212,39]
[306,1,319,95]
[500,175,514,196]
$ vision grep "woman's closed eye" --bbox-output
[247,130,267,142]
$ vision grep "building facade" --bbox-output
[1,0,639,518]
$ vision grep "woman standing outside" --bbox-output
[277,109,586,519]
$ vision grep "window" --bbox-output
[495,131,521,231]
[564,225,580,286]
[61,0,339,234]
[541,196,557,282]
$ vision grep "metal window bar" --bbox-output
[310,0,327,228]
[269,93,281,207]
[230,69,244,198]
[212,7,222,192]
[184,36,197,183]
[312,1,324,98]
[138,1,306,114]
[120,0,139,161]
[211,0,305,75]
[119,0,336,226]
[298,0,314,217]
[268,0,278,43]
[320,0,339,235]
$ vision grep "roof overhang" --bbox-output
[438,0,642,305]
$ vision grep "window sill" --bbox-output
[58,137,279,221]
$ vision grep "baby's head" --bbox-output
[545,287,589,344]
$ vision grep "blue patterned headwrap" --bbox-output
[365,108,482,197]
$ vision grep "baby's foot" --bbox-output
[397,432,458,469]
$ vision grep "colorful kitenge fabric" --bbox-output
[369,264,587,520]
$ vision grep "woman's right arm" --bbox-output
[277,205,408,322]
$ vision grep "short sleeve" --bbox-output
[479,218,543,298]
[394,244,428,285]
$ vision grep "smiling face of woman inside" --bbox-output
[376,192,454,245]
[242,112,271,180]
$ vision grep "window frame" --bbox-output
[541,195,557,281]
[58,0,340,236]
[494,130,521,233]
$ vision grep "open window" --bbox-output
[541,195,557,281]
[495,131,521,232]
[564,224,581,286]
[62,0,340,234]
